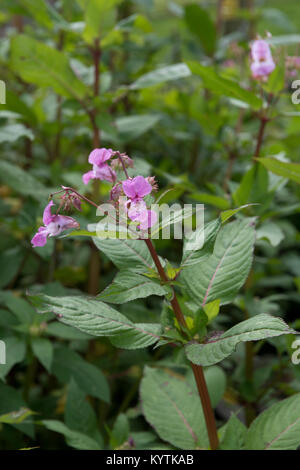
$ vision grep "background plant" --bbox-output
[0,0,300,451]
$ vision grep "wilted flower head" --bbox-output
[82,148,116,184]
[31,201,79,247]
[250,39,275,80]
[111,153,134,171]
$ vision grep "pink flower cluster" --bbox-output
[31,201,79,247]
[31,148,158,247]
[250,39,275,80]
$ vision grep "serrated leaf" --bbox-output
[98,271,169,304]
[10,35,88,100]
[130,63,191,89]
[93,238,154,273]
[38,295,162,349]
[186,314,295,366]
[180,219,255,307]
[245,394,300,450]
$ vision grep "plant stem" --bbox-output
[144,238,219,450]
[254,116,268,159]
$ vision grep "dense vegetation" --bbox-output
[0,0,300,451]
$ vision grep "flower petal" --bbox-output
[82,170,95,185]
[93,163,116,183]
[88,148,113,165]
[140,210,158,230]
[31,228,49,247]
[43,200,55,225]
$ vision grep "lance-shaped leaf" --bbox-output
[10,35,88,100]
[36,295,162,349]
[257,157,300,184]
[245,394,300,450]
[180,218,255,306]
[186,314,296,367]
[130,63,191,89]
[140,366,225,449]
[93,238,154,273]
[98,271,170,304]
[187,62,262,110]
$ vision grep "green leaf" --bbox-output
[181,218,221,267]
[10,35,88,100]
[0,123,34,143]
[203,299,220,323]
[31,337,53,372]
[257,157,300,184]
[81,0,121,44]
[245,394,300,450]
[0,383,34,438]
[187,62,263,110]
[130,63,191,89]
[41,420,102,450]
[0,248,24,289]
[140,366,225,450]
[184,4,216,56]
[21,0,53,29]
[186,314,295,367]
[220,204,256,223]
[257,222,284,247]
[38,295,162,349]
[219,413,247,450]
[0,160,49,200]
[98,271,169,304]
[111,413,130,448]
[65,379,103,444]
[93,238,154,273]
[189,192,230,209]
[0,408,35,425]
[180,219,256,307]
[51,346,110,403]
[115,114,161,142]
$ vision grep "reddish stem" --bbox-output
[144,238,219,450]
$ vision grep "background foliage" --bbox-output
[0,0,300,450]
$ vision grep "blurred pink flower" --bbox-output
[83,148,116,184]
[250,39,275,80]
[31,201,79,247]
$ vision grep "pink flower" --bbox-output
[31,201,79,247]
[122,176,157,230]
[122,176,152,201]
[250,39,275,80]
[82,148,116,184]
